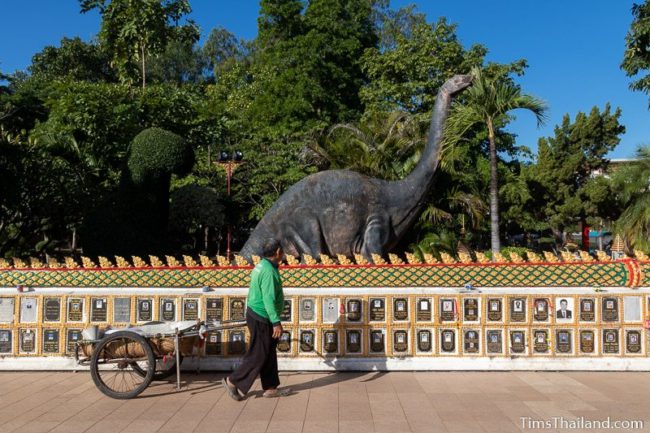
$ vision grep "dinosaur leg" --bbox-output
[282,220,323,259]
[360,217,390,262]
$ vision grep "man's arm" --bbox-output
[260,270,282,330]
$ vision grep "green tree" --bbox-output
[29,37,115,82]
[614,146,650,251]
[445,67,547,254]
[622,1,650,105]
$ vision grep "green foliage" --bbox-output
[128,127,194,185]
[169,184,224,253]
[622,1,650,105]
[614,146,650,250]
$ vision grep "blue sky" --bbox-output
[1,0,648,158]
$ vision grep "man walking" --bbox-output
[223,239,290,399]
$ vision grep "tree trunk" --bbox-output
[487,118,501,255]
[141,43,146,89]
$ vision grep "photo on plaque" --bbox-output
[346,330,362,353]
[509,297,526,323]
[205,331,222,355]
[623,297,642,322]
[280,299,292,322]
[416,298,432,322]
[601,297,619,322]
[486,329,503,354]
[229,298,246,321]
[417,329,432,353]
[90,297,107,322]
[299,298,316,322]
[66,329,83,354]
[439,298,455,322]
[532,298,549,322]
[346,299,362,322]
[205,298,223,322]
[463,329,480,354]
[137,298,153,322]
[19,328,36,354]
[509,330,526,354]
[579,298,596,322]
[322,298,339,323]
[486,298,503,322]
[19,297,38,323]
[277,330,292,353]
[323,330,339,354]
[113,297,131,323]
[369,298,385,321]
[42,329,60,354]
[0,329,12,354]
[0,297,15,324]
[625,330,642,354]
[463,298,479,322]
[555,329,572,354]
[393,298,408,321]
[300,330,315,352]
[67,298,85,322]
[43,297,61,322]
[393,330,409,353]
[228,330,246,355]
[602,329,620,354]
[439,329,456,353]
[160,298,176,322]
[182,298,199,321]
[579,330,595,354]
[555,297,574,323]
[532,329,549,354]
[369,330,385,353]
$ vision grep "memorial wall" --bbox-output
[0,254,649,370]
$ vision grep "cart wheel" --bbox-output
[90,331,155,399]
[133,355,183,381]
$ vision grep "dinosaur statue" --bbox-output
[240,74,472,261]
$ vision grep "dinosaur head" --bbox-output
[441,74,473,95]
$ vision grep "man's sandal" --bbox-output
[263,388,292,398]
[222,377,242,401]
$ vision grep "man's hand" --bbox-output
[272,324,282,339]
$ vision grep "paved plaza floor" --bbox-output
[1,370,649,433]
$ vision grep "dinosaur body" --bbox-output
[240,75,472,261]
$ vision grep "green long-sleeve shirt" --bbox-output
[246,258,284,325]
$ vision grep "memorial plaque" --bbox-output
[555,297,574,323]
[579,298,595,322]
[602,297,619,322]
[90,297,107,322]
[322,298,339,323]
[417,330,432,352]
[393,298,408,321]
[346,299,362,322]
[299,298,315,321]
[346,330,361,353]
[487,298,502,321]
[43,297,61,322]
[510,330,526,353]
[229,298,246,321]
[67,298,84,322]
[205,331,222,355]
[602,329,619,354]
[137,298,152,322]
[463,298,479,322]
[323,330,338,354]
[20,297,37,323]
[533,298,549,322]
[278,331,291,353]
[440,329,455,353]
[463,330,479,354]
[300,330,315,352]
[416,298,432,322]
[66,329,82,354]
[624,297,642,322]
[183,298,199,321]
[393,330,408,353]
[486,330,503,354]
[509,298,526,322]
[370,330,385,353]
[579,330,595,354]
[229,330,245,355]
[42,329,59,353]
[0,330,12,353]
[0,298,15,323]
[19,328,36,353]
[160,299,175,322]
[113,298,131,323]
[440,298,455,322]
[626,330,642,354]
[555,330,572,354]
[280,299,292,322]
[533,330,549,353]
[369,298,385,321]
[206,298,223,322]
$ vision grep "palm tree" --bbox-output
[615,146,650,251]
[445,67,547,254]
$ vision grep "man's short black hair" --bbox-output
[262,239,282,258]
